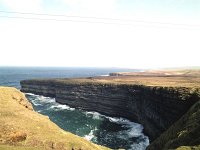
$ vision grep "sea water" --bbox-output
[0,67,149,150]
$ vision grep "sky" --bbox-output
[0,0,200,69]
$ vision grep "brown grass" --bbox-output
[25,69,200,88]
[0,87,109,150]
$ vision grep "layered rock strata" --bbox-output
[20,79,200,142]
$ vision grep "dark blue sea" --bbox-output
[0,67,149,150]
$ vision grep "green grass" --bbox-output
[147,100,200,150]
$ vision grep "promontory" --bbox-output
[20,69,200,150]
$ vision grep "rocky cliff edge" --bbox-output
[0,87,109,150]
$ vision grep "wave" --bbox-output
[26,93,56,103]
[106,116,149,150]
[38,96,56,103]
[83,111,149,150]
[85,111,103,120]
[26,93,75,111]
[25,93,149,150]
[50,105,75,111]
[106,117,143,137]
[84,127,97,141]
[25,93,37,96]
[31,100,42,106]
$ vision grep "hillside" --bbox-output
[0,87,109,150]
[147,100,200,150]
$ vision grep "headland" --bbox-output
[20,69,200,149]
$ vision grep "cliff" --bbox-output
[20,76,200,142]
[147,100,200,150]
[20,70,200,149]
[0,87,109,150]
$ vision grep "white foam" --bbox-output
[31,100,42,106]
[50,104,75,111]
[84,128,97,141]
[26,93,76,111]
[37,96,56,103]
[85,111,102,120]
[130,138,150,150]
[26,93,43,106]
[106,116,125,123]
[26,93,149,150]
[107,117,149,150]
[84,112,149,150]
[26,93,37,96]
[26,93,56,103]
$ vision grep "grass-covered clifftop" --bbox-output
[0,87,109,150]
[21,69,200,88]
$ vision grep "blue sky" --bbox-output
[1,0,200,17]
[0,0,199,68]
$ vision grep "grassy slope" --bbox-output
[0,87,109,150]
[176,145,200,150]
[147,100,200,150]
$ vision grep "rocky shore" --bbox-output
[20,70,200,149]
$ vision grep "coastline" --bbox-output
[20,69,200,149]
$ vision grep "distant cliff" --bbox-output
[0,87,109,150]
[20,78,200,144]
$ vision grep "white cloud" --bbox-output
[0,18,199,68]
[0,0,200,68]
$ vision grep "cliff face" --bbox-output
[20,79,200,141]
[0,87,109,150]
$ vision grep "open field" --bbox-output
[49,69,200,88]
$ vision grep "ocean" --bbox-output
[0,67,149,150]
